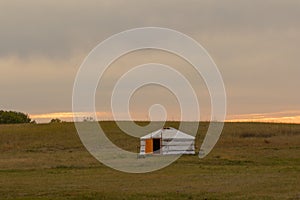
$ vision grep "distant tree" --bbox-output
[83,116,94,122]
[0,110,32,124]
[50,118,62,123]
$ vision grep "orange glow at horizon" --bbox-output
[226,115,300,124]
[30,110,300,124]
[29,112,113,123]
[225,110,300,124]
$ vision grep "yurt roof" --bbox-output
[140,127,195,140]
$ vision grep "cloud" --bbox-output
[0,0,299,122]
[1,0,300,59]
[0,56,78,113]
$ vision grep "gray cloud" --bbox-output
[1,0,300,59]
[0,0,299,120]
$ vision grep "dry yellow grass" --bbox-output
[0,122,299,199]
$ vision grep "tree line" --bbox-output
[0,110,33,124]
[0,110,94,124]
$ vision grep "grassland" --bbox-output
[0,122,299,199]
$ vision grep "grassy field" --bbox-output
[0,121,299,200]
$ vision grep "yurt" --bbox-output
[139,127,195,155]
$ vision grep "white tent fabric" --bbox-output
[140,127,195,155]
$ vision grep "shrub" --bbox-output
[50,118,62,123]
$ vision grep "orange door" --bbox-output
[145,139,153,153]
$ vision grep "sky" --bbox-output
[0,0,300,123]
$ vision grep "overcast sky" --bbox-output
[1,0,299,123]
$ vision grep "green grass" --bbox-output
[0,122,299,199]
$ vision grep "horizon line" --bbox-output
[28,110,300,125]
